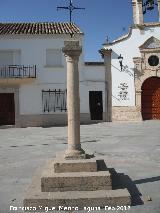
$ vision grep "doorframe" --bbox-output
[134,57,160,114]
[0,86,20,127]
[133,51,160,120]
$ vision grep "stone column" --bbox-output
[99,48,112,122]
[132,0,143,25]
[62,41,85,159]
[158,0,160,21]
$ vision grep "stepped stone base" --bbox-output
[23,157,131,211]
[41,160,112,192]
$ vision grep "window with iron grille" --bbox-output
[42,89,67,113]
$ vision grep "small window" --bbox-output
[46,49,62,67]
[0,51,13,66]
[148,55,159,67]
[0,50,20,66]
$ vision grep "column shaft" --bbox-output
[62,41,85,159]
[67,56,80,150]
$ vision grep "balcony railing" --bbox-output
[0,65,37,78]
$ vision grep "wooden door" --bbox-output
[89,91,103,120]
[0,93,15,125]
[142,77,160,120]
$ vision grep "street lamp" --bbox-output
[118,54,124,71]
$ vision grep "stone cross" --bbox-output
[62,41,86,159]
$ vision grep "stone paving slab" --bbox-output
[0,121,160,212]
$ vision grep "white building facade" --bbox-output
[1,0,160,127]
[0,23,105,127]
[100,0,160,121]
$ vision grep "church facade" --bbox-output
[100,0,160,121]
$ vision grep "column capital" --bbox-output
[99,48,112,59]
[62,41,82,59]
[132,0,143,4]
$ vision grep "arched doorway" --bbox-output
[141,77,160,120]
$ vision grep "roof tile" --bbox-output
[0,22,82,35]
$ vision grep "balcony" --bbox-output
[0,65,37,84]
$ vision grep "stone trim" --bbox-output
[136,22,160,28]
[104,22,160,47]
[112,106,142,121]
[102,28,132,47]
[133,40,160,120]
[139,36,160,50]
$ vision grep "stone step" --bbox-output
[23,164,131,212]
[24,178,131,211]
[53,157,98,173]
[41,170,112,192]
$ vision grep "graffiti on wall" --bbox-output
[118,83,129,101]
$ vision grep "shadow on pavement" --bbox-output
[134,176,160,184]
[97,160,144,206]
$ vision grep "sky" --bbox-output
[0,0,159,61]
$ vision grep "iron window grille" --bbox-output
[42,89,67,113]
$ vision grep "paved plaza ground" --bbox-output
[0,120,160,213]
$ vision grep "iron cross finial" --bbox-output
[57,0,85,23]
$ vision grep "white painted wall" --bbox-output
[0,34,105,116]
[19,65,105,115]
[104,26,160,106]
[0,35,84,83]
[19,83,68,114]
[80,65,105,113]
[84,65,105,81]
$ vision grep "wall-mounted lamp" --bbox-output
[118,54,124,71]
[143,0,158,14]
